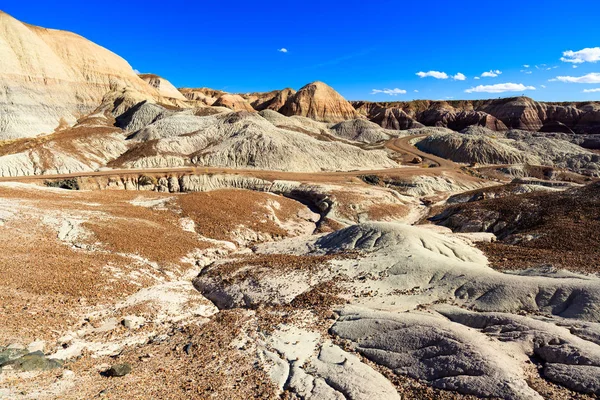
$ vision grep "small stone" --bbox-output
[122,316,146,330]
[104,363,131,377]
[62,369,75,378]
[9,353,63,371]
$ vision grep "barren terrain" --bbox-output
[2,10,600,399]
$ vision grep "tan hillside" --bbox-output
[279,81,360,122]
[0,11,160,139]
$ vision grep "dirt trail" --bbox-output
[385,134,457,169]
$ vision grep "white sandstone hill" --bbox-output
[0,11,161,139]
[114,106,398,172]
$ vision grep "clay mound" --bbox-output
[370,107,424,130]
[116,101,175,133]
[416,133,530,165]
[0,11,159,139]
[213,94,255,112]
[316,222,486,262]
[330,119,397,143]
[506,130,600,173]
[138,73,187,102]
[117,110,397,172]
[279,81,360,123]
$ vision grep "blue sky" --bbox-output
[3,0,600,101]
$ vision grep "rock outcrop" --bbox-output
[0,11,159,139]
[249,88,296,111]
[178,88,227,106]
[138,73,188,104]
[279,81,360,122]
[370,107,424,130]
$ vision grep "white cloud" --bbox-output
[520,69,533,74]
[481,69,502,78]
[541,85,546,88]
[523,64,530,68]
[446,96,454,99]
[371,88,407,96]
[553,73,600,83]
[465,83,536,94]
[474,76,480,80]
[583,88,600,93]
[453,72,466,81]
[414,89,419,93]
[278,48,288,53]
[561,47,600,64]
[416,71,449,79]
[573,65,578,68]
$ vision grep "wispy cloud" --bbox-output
[474,76,480,80]
[481,69,502,78]
[278,48,288,53]
[583,88,600,93]
[414,89,419,93]
[541,85,546,88]
[465,83,536,94]
[371,88,407,96]
[552,73,600,83]
[561,47,600,64]
[416,71,448,79]
[416,71,465,80]
[523,64,530,68]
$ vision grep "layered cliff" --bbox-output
[353,97,600,134]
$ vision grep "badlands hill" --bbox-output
[353,97,600,134]
[0,11,161,139]
[278,81,360,122]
